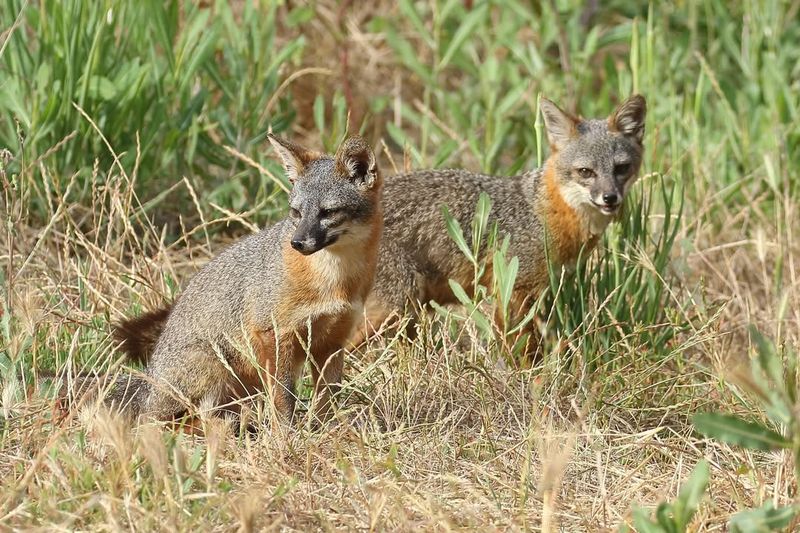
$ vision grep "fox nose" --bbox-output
[602,192,620,206]
[291,237,321,255]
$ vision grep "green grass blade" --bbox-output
[693,413,790,451]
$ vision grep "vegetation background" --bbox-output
[1,0,798,530]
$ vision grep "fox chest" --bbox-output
[274,269,367,336]
[273,241,375,340]
[300,302,361,343]
[281,296,362,328]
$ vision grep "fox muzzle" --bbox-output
[290,224,337,255]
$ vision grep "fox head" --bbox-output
[268,134,381,256]
[540,95,646,217]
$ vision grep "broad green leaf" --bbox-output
[442,205,474,263]
[438,4,488,70]
[497,82,527,115]
[398,0,434,48]
[471,192,492,254]
[654,502,677,532]
[286,5,314,27]
[749,326,785,390]
[493,251,518,312]
[85,75,117,101]
[0,299,10,345]
[430,300,459,321]
[631,507,668,533]
[693,413,790,451]
[511,334,531,358]
[671,459,709,531]
[504,257,519,307]
[628,461,709,533]
[431,139,459,167]
[729,501,800,532]
[440,0,463,22]
[761,387,793,428]
[787,346,798,405]
[383,29,433,84]
[468,307,494,339]
[448,279,472,308]
[508,304,539,336]
[385,122,423,165]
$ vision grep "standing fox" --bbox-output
[99,134,382,423]
[114,95,645,362]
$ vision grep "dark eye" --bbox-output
[319,208,339,218]
[290,208,301,219]
[615,163,631,176]
[577,168,595,178]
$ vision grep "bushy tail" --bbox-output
[53,371,149,419]
[47,304,170,419]
[112,305,172,365]
[103,373,148,418]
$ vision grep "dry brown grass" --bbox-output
[1,146,797,530]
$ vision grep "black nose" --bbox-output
[602,193,619,206]
[290,239,304,251]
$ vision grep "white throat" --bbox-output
[559,182,615,237]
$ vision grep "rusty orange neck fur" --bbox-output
[538,163,605,266]
[279,200,382,328]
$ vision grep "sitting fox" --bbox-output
[113,95,645,362]
[361,94,646,350]
[94,134,382,424]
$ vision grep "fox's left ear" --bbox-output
[540,97,580,152]
[268,133,321,183]
[609,94,647,143]
[335,136,379,189]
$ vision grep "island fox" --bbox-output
[113,95,645,362]
[360,94,647,351]
[94,134,382,424]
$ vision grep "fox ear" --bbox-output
[268,133,321,183]
[335,136,379,189]
[609,94,646,143]
[540,98,579,152]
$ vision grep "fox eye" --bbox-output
[319,208,339,218]
[614,163,631,176]
[290,208,301,219]
[577,168,595,178]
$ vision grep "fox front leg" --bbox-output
[309,350,344,426]
[247,327,303,426]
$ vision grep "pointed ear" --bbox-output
[334,136,379,189]
[267,133,321,183]
[540,98,580,152]
[609,94,646,143]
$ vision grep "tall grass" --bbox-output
[1,0,305,220]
